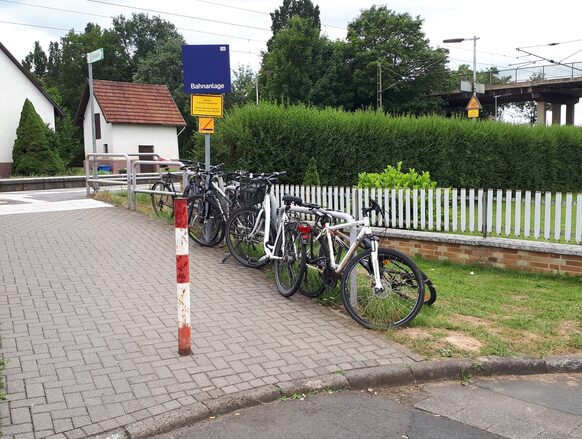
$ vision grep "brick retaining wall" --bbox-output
[376,229,582,276]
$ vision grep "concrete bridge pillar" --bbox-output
[566,104,575,125]
[552,104,562,125]
[536,101,547,126]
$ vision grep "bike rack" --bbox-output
[86,153,173,209]
[85,153,132,208]
[130,160,185,210]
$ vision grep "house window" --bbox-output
[103,144,108,153]
[95,113,101,139]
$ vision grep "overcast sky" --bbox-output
[1,0,581,123]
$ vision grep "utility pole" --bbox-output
[376,62,382,110]
[86,48,103,188]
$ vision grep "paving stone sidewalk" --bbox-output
[0,204,419,438]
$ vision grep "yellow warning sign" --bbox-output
[467,109,480,118]
[191,94,223,118]
[466,95,482,111]
[198,117,215,134]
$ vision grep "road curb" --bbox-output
[112,354,582,439]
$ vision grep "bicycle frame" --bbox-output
[316,215,384,292]
[260,190,286,261]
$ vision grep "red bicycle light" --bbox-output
[297,224,311,234]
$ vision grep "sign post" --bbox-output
[86,48,103,189]
[182,45,231,172]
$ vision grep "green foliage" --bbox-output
[358,162,437,189]
[261,16,327,104]
[346,5,450,113]
[209,103,582,191]
[51,112,81,167]
[302,157,321,185]
[269,0,321,48]
[225,65,257,109]
[133,34,192,157]
[12,99,65,176]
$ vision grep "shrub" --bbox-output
[358,162,437,189]
[303,157,321,185]
[12,99,65,176]
[204,103,582,191]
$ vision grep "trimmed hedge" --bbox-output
[198,103,582,191]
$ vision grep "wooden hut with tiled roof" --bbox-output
[75,80,186,173]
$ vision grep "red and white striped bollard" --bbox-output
[174,198,191,356]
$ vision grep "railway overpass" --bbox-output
[439,61,582,125]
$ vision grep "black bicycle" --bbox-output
[185,165,248,247]
[150,159,196,219]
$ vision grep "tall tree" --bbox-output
[112,13,182,75]
[22,41,48,78]
[309,40,354,108]
[261,16,327,103]
[268,0,320,49]
[46,41,62,86]
[346,6,449,113]
[58,23,132,113]
[133,35,193,157]
[225,65,257,109]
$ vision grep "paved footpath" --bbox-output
[0,190,419,438]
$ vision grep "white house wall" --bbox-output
[82,101,113,156]
[82,101,179,162]
[0,48,56,166]
[111,124,180,159]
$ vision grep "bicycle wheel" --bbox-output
[340,248,425,329]
[151,182,174,219]
[188,195,225,247]
[301,234,346,298]
[274,223,307,297]
[225,207,274,268]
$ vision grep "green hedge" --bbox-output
[196,103,582,191]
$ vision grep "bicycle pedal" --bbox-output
[221,253,231,264]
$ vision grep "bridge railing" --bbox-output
[454,61,582,85]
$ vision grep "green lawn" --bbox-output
[386,257,582,359]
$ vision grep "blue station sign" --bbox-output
[182,44,231,94]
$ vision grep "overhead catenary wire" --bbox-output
[0,19,81,33]
[517,38,582,49]
[147,0,346,29]
[515,47,582,73]
[442,43,519,61]
[0,19,264,55]
[0,0,111,18]
[86,0,271,31]
[0,0,267,43]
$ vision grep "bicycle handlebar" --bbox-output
[362,198,383,217]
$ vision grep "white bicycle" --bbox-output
[301,198,426,329]
[224,172,311,297]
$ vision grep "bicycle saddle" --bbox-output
[282,194,303,205]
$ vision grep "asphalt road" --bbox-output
[155,374,582,439]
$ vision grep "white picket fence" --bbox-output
[273,185,582,244]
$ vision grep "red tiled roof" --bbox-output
[91,80,185,126]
